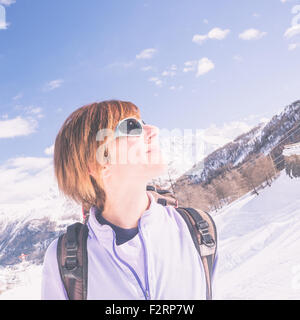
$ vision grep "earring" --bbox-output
[104,147,110,162]
[104,148,109,158]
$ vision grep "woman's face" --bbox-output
[101,117,168,183]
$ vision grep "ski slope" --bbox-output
[213,171,300,299]
[1,171,300,300]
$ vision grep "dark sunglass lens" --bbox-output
[119,119,142,135]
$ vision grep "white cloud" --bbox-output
[44,144,54,156]
[259,117,270,124]
[43,79,64,92]
[106,60,134,69]
[29,107,42,114]
[202,121,253,145]
[123,61,134,68]
[239,28,267,40]
[0,156,56,204]
[208,27,230,40]
[183,59,214,76]
[161,65,177,77]
[0,20,9,30]
[5,157,52,172]
[0,4,8,30]
[284,25,300,39]
[183,60,198,73]
[136,48,157,60]
[140,66,153,71]
[162,70,175,77]
[253,13,260,18]
[233,54,243,62]
[288,43,300,50]
[0,116,37,138]
[198,114,269,150]
[203,19,208,24]
[24,106,44,118]
[13,93,23,101]
[196,58,215,77]
[192,34,208,45]
[0,0,16,5]
[280,0,288,3]
[169,85,183,91]
[193,27,230,45]
[148,77,162,87]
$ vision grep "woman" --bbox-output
[41,100,211,300]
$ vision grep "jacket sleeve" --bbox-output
[41,238,68,300]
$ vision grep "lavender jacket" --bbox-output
[41,192,218,300]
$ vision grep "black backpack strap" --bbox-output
[147,188,178,208]
[175,207,217,300]
[57,222,89,300]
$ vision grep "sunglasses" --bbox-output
[114,117,146,138]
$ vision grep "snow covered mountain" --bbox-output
[0,193,81,267]
[152,122,258,189]
[178,100,300,185]
[0,163,82,267]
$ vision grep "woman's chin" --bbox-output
[147,161,168,179]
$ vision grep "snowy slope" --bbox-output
[213,171,300,299]
[0,262,42,300]
[1,170,300,299]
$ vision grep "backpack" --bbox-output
[56,185,217,300]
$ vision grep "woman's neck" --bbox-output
[101,186,151,229]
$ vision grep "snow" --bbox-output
[213,171,300,299]
[0,263,42,300]
[1,171,299,300]
[283,143,300,156]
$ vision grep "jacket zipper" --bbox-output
[138,220,151,300]
[111,230,150,300]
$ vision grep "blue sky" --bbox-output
[0,0,300,163]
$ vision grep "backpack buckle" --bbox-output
[64,246,82,280]
[196,221,215,247]
[196,221,209,230]
[157,198,167,206]
[62,265,83,280]
[65,243,79,271]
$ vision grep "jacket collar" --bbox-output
[87,191,163,244]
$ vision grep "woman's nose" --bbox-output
[144,124,159,143]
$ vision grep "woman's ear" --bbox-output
[88,159,103,178]
[88,162,96,179]
[88,161,111,182]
